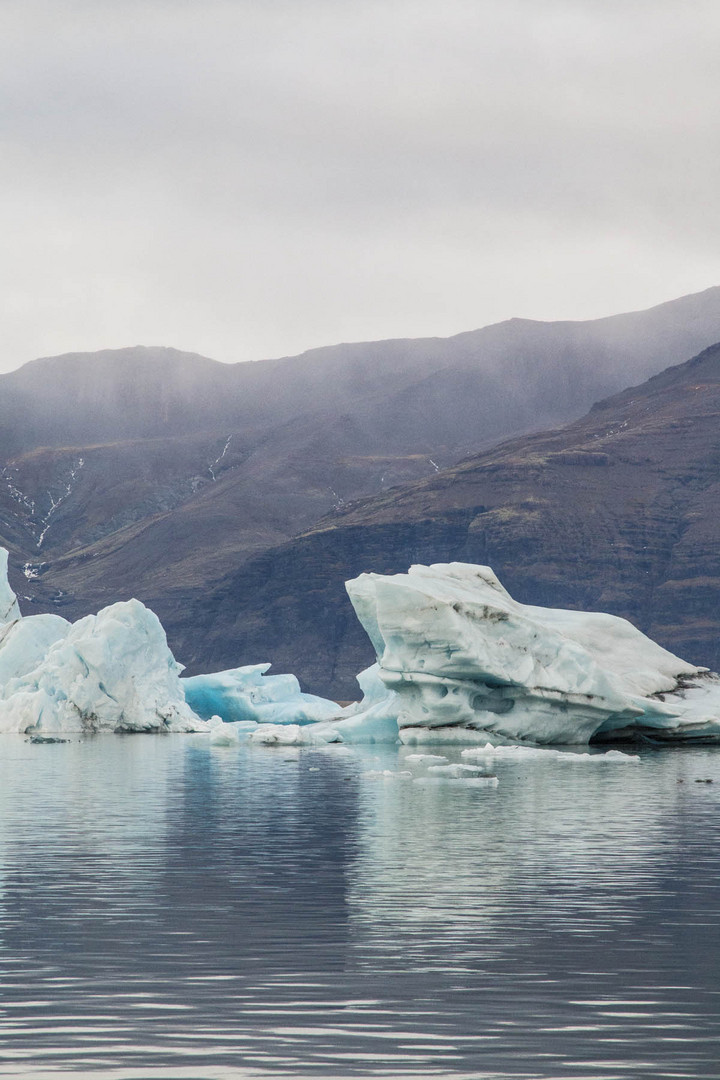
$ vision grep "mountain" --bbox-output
[168,341,720,697]
[3,286,720,691]
[4,287,720,458]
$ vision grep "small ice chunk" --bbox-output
[427,762,494,777]
[362,769,413,780]
[460,743,640,764]
[250,723,341,745]
[207,716,258,745]
[555,748,641,764]
[414,775,499,787]
[403,753,449,765]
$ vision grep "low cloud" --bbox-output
[1,0,719,368]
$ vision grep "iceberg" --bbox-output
[0,548,205,735]
[5,539,720,750]
[345,562,720,745]
[182,663,341,726]
[0,598,203,735]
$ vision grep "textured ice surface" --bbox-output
[182,663,340,726]
[345,562,720,745]
[0,550,20,624]
[0,612,70,686]
[248,663,402,746]
[0,550,204,735]
[185,663,401,746]
[0,598,203,734]
[327,664,400,743]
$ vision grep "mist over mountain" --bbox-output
[2,286,720,694]
[3,285,720,456]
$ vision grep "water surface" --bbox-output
[0,735,719,1079]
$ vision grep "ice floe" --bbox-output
[362,769,413,780]
[414,774,500,787]
[460,744,640,764]
[249,722,342,745]
[206,716,259,745]
[427,762,496,777]
[182,663,341,726]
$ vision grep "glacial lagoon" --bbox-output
[1,735,719,1079]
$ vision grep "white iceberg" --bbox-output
[345,562,720,745]
[0,548,205,735]
[5,541,720,749]
[182,663,341,726]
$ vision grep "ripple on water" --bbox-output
[0,735,719,1077]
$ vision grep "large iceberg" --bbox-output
[0,556,203,735]
[345,562,720,745]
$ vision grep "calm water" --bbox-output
[0,735,719,1079]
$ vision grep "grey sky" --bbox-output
[1,0,719,370]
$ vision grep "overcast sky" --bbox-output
[1,0,719,371]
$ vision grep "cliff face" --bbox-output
[175,344,720,697]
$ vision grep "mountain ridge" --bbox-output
[4,285,720,454]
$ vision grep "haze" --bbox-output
[1,0,719,371]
